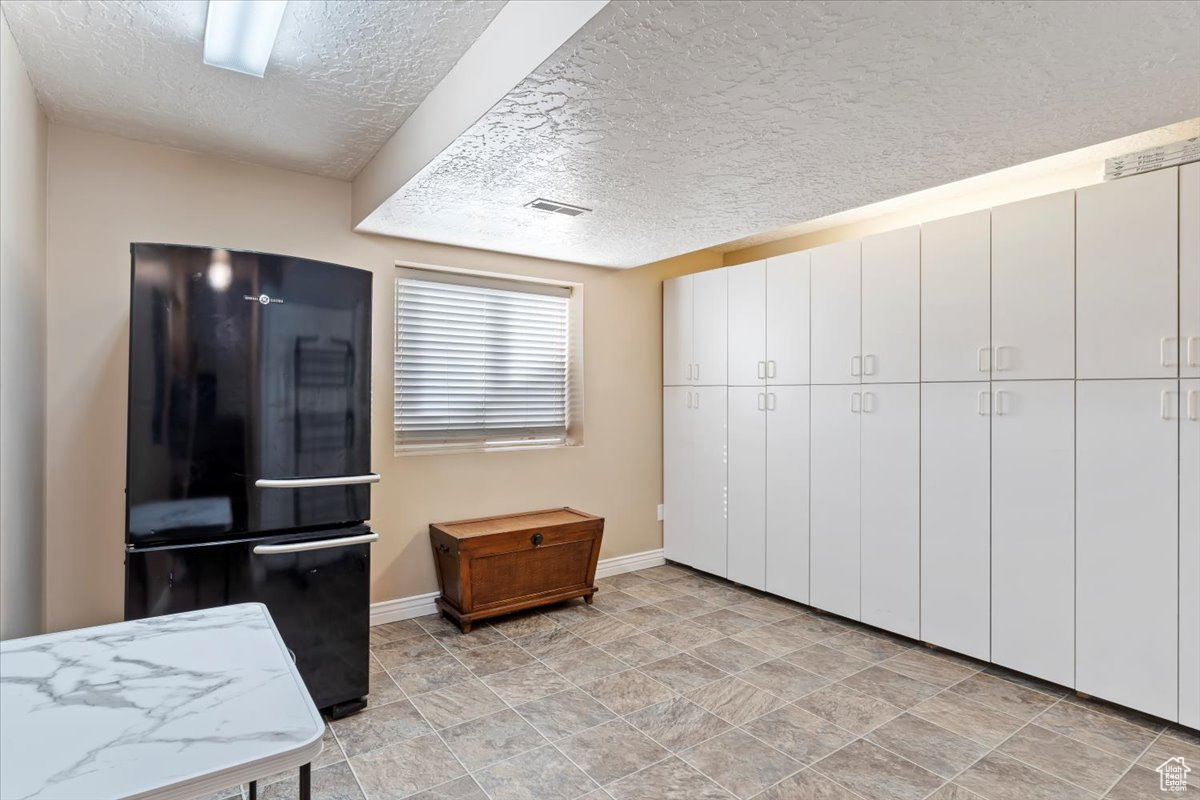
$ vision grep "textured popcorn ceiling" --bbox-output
[358,0,1200,268]
[0,0,505,179]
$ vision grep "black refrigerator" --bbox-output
[124,243,376,718]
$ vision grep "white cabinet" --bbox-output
[1076,379,1178,719]
[811,240,862,385]
[663,271,728,386]
[693,269,728,386]
[728,261,767,387]
[765,252,811,385]
[991,380,1074,687]
[861,227,920,384]
[663,386,728,577]
[1179,378,1199,728]
[663,277,693,386]
[922,211,991,382]
[921,381,991,659]
[991,192,1075,380]
[663,386,691,563]
[1182,164,1200,379]
[810,384,861,619]
[765,385,810,604]
[1077,168,1178,380]
[860,383,920,638]
[727,387,766,589]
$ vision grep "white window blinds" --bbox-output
[394,270,573,450]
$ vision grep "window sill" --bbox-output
[393,441,583,458]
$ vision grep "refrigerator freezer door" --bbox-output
[126,244,373,546]
[124,527,371,711]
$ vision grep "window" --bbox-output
[394,267,582,452]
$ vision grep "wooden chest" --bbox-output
[429,508,604,632]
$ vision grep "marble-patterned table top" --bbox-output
[0,603,324,800]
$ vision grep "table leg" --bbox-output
[248,780,257,800]
[299,762,311,800]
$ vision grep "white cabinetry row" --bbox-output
[662,163,1200,726]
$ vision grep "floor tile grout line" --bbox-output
[1092,725,1167,798]
[1025,694,1169,762]
[465,600,695,799]
[618,567,1185,796]
[369,566,1173,800]
[910,693,1120,800]
[367,637,515,800]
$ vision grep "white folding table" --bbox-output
[0,603,324,800]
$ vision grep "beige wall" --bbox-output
[0,12,48,639]
[43,124,720,632]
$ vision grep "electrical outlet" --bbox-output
[656,503,664,522]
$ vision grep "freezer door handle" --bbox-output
[253,532,379,555]
[255,473,380,488]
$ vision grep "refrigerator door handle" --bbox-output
[253,532,379,555]
[255,473,381,488]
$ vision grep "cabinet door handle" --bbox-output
[757,392,766,411]
[994,390,1008,416]
[694,363,701,382]
[767,360,777,379]
[994,345,1012,372]
[977,390,991,416]
[850,355,862,377]
[1161,390,1176,420]
[862,391,875,413]
[694,391,701,410]
[1189,389,1199,421]
[1188,336,1200,368]
[767,392,776,411]
[863,354,876,376]
[850,392,861,413]
[757,361,766,380]
[1161,337,1179,368]
[977,346,992,373]
[686,391,693,409]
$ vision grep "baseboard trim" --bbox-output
[370,548,666,626]
[594,548,666,579]
[370,591,441,627]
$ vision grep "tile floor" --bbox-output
[213,564,1199,800]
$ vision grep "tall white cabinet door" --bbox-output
[991,380,1074,687]
[663,387,694,566]
[765,386,810,604]
[1077,379,1178,719]
[690,386,729,578]
[728,387,766,589]
[921,381,991,659]
[1182,163,1200,379]
[860,383,920,638]
[663,276,693,386]
[811,240,862,385]
[1181,379,1200,728]
[692,269,728,386]
[861,227,920,384]
[766,252,811,385]
[1077,167,1179,380]
[810,384,861,619]
[992,192,1075,380]
[921,211,991,382]
[728,261,767,387]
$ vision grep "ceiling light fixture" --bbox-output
[203,0,288,77]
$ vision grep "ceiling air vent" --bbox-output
[525,198,591,217]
